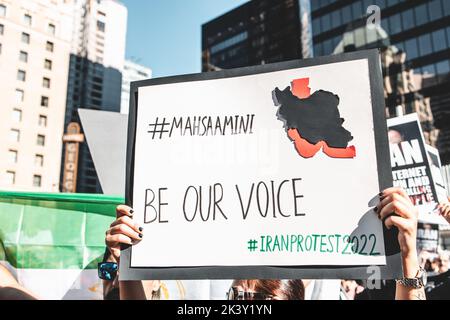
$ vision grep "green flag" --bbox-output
[0,191,122,300]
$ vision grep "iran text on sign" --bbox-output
[387,113,447,224]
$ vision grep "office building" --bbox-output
[202,0,313,72]
[120,59,152,114]
[61,0,127,193]
[0,0,74,191]
[311,0,450,163]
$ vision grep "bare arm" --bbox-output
[396,254,426,300]
[439,202,450,224]
[119,280,147,300]
[104,205,147,300]
[377,188,426,300]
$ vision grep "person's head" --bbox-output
[424,259,433,272]
[228,279,304,300]
[341,280,365,299]
[388,129,403,144]
[438,252,449,273]
[431,257,441,273]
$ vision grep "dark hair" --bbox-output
[231,279,305,300]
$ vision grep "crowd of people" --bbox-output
[339,249,450,300]
[339,201,450,300]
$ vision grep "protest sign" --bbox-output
[426,145,448,204]
[417,222,440,253]
[120,50,401,280]
[387,113,447,224]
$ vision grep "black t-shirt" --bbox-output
[425,270,450,300]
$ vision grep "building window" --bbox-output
[35,154,44,167]
[436,60,450,75]
[19,51,28,62]
[0,4,6,17]
[8,150,18,163]
[33,175,42,187]
[342,5,352,24]
[401,9,414,31]
[12,109,22,122]
[405,38,418,59]
[43,77,50,88]
[351,1,363,19]
[17,70,26,81]
[210,31,248,55]
[97,20,105,32]
[37,134,45,146]
[418,34,432,56]
[422,64,436,76]
[432,29,447,52]
[46,41,54,52]
[414,4,428,26]
[10,129,20,142]
[41,96,49,107]
[48,23,55,35]
[6,171,15,185]
[0,24,4,35]
[389,13,402,34]
[44,59,52,70]
[38,115,47,127]
[428,0,443,21]
[22,32,30,44]
[331,10,342,29]
[15,89,24,103]
[24,14,32,26]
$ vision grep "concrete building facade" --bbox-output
[0,0,74,191]
[61,0,127,193]
[120,59,151,114]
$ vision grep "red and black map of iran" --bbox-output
[272,78,356,159]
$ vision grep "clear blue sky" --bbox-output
[121,0,248,78]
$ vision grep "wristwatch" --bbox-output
[396,266,427,289]
[98,262,118,281]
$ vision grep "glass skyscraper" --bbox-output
[202,0,313,71]
[201,0,450,164]
[311,0,450,164]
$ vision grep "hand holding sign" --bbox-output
[438,202,450,224]
[105,205,144,263]
[376,187,418,262]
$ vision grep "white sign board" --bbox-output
[387,113,448,225]
[120,50,401,280]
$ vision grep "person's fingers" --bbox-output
[384,215,410,232]
[440,204,450,217]
[109,224,142,241]
[109,215,143,234]
[378,198,415,221]
[109,247,121,261]
[105,233,133,247]
[116,205,133,218]
[442,207,450,220]
[378,202,395,221]
[380,187,409,202]
[444,206,450,216]
[377,192,411,212]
